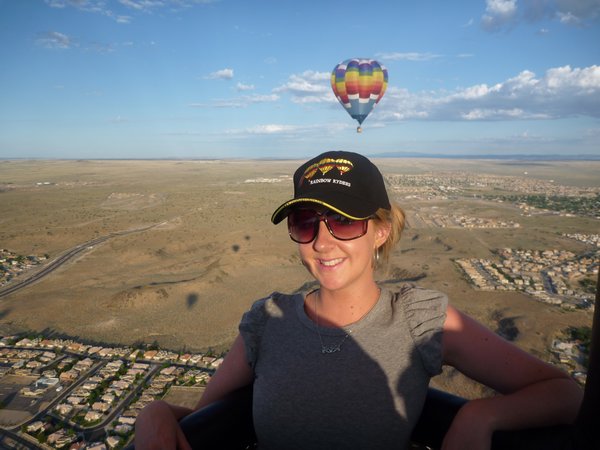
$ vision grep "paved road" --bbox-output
[0,429,45,449]
[0,223,162,299]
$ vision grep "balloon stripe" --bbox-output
[335,80,347,96]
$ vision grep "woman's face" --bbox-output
[296,208,389,293]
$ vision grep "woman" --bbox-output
[135,151,582,450]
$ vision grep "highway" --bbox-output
[0,223,161,299]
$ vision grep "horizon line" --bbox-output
[2,153,600,162]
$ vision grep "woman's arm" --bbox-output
[195,333,254,409]
[135,334,254,449]
[441,305,583,450]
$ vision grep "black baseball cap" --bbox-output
[271,151,391,224]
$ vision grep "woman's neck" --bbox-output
[307,282,381,328]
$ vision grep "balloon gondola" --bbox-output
[331,58,388,133]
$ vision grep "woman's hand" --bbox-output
[134,400,193,450]
[134,335,254,450]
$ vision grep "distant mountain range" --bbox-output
[369,152,600,161]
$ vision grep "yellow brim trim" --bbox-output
[271,197,371,224]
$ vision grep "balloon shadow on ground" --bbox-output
[187,293,199,309]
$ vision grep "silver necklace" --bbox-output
[314,291,351,354]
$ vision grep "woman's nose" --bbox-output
[312,220,335,249]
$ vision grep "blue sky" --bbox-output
[0,0,599,159]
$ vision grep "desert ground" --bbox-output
[0,158,598,397]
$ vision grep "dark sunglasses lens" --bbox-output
[327,214,367,240]
[288,210,318,243]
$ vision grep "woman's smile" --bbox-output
[318,257,345,268]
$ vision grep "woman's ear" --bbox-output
[374,221,391,248]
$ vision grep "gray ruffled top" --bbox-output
[239,283,448,450]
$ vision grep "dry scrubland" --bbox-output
[0,158,598,397]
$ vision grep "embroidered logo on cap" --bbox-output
[300,158,353,186]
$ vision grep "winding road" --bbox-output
[0,223,163,299]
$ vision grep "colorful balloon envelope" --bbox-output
[331,58,388,132]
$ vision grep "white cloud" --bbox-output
[555,0,600,24]
[205,68,234,80]
[273,71,332,103]
[190,93,280,108]
[243,124,299,135]
[44,0,220,23]
[45,0,66,7]
[482,0,600,32]
[225,122,352,137]
[45,0,121,22]
[245,94,279,103]
[377,52,441,62]
[461,108,532,120]
[378,65,600,122]
[481,0,518,31]
[118,0,146,10]
[35,31,74,49]
[487,0,518,15]
[35,32,134,53]
[118,0,219,13]
[236,82,255,91]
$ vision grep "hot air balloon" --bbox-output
[331,58,388,133]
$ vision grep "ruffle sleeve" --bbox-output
[238,293,278,370]
[397,285,448,376]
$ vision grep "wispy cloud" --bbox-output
[35,31,75,49]
[236,82,255,91]
[224,122,351,136]
[118,0,145,11]
[118,0,216,12]
[376,52,442,62]
[45,0,122,22]
[35,31,134,53]
[204,68,234,80]
[44,0,219,23]
[109,115,130,124]
[481,0,600,32]
[87,41,117,53]
[273,70,332,103]
[238,124,300,135]
[189,93,280,108]
[378,64,600,121]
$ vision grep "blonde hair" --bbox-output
[373,202,405,265]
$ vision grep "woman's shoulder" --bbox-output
[243,291,302,322]
[382,282,448,375]
[248,291,301,309]
[384,282,448,307]
[382,282,448,332]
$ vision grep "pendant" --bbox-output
[321,345,341,354]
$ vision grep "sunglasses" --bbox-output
[287,209,371,244]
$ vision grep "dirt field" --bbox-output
[162,386,205,410]
[0,159,597,398]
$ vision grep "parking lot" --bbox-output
[0,373,58,427]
